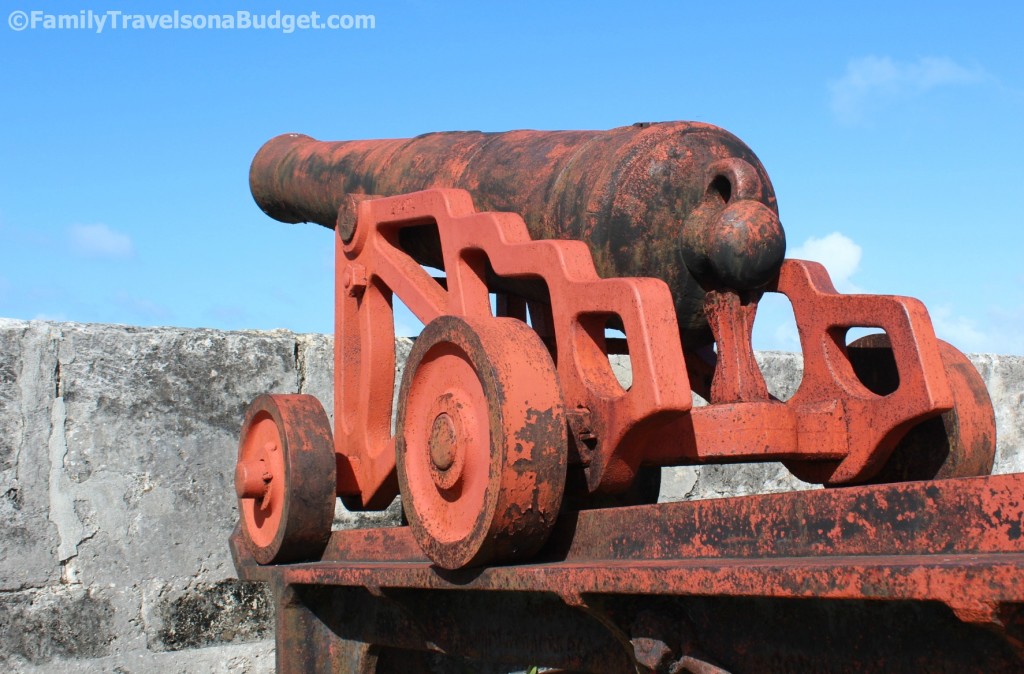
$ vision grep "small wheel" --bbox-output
[396,316,567,569]
[845,334,996,482]
[235,393,336,564]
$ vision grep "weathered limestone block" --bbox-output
[968,353,1024,474]
[0,320,61,591]
[0,319,1020,672]
[0,585,115,666]
[54,324,299,588]
[142,579,272,652]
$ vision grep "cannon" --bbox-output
[249,122,786,346]
[233,121,997,573]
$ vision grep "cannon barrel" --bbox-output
[250,122,786,343]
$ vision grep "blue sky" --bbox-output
[2,1,1022,354]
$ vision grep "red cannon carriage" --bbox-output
[232,122,996,572]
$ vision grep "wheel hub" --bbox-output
[430,413,457,468]
[427,399,473,491]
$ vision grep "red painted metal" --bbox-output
[232,473,1024,671]
[332,187,691,513]
[395,315,567,569]
[844,334,996,483]
[235,394,335,564]
[233,122,1011,669]
[321,186,990,513]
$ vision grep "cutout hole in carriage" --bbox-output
[750,292,803,401]
[604,317,633,390]
[378,220,447,339]
[842,327,899,396]
[573,312,632,396]
[396,221,447,292]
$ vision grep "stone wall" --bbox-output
[1,318,1021,672]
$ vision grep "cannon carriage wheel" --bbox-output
[847,335,996,483]
[396,315,568,570]
[785,335,996,485]
[235,394,336,564]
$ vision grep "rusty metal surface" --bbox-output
[245,125,997,526]
[658,257,994,487]
[234,473,1024,672]
[846,334,997,482]
[325,187,989,519]
[249,122,786,344]
[235,394,335,564]
[395,315,567,569]
[271,588,1024,673]
[332,188,691,511]
[236,122,1010,669]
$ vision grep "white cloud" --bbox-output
[929,305,991,353]
[70,223,134,258]
[829,56,988,124]
[929,300,1023,355]
[771,320,800,351]
[789,231,863,293]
